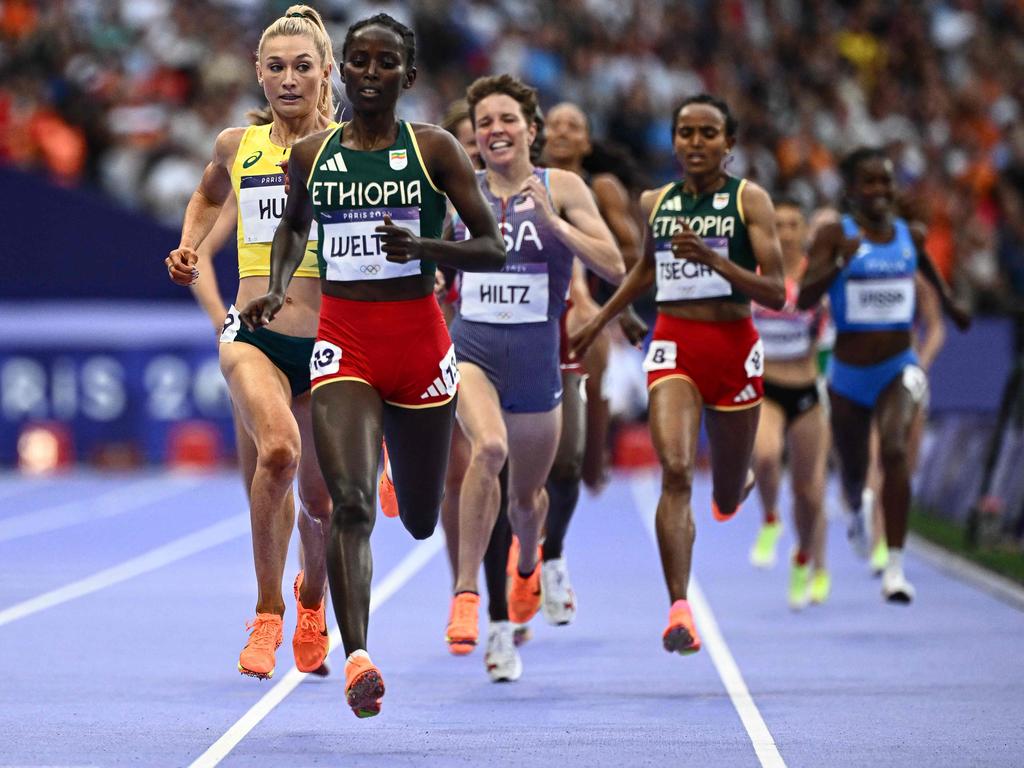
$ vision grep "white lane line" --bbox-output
[630,473,786,768]
[0,513,249,627]
[0,476,204,543]
[189,533,444,768]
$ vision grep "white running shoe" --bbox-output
[881,564,915,604]
[540,557,577,625]
[484,621,522,682]
[845,488,874,560]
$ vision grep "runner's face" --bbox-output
[454,117,482,170]
[342,25,411,112]
[544,104,590,164]
[673,103,733,176]
[258,35,325,119]
[850,157,895,220]
[775,205,807,257]
[474,93,535,169]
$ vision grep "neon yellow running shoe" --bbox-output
[749,521,782,569]
[870,539,889,576]
[809,569,831,605]
[788,560,811,610]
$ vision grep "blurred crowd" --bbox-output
[2,0,1024,311]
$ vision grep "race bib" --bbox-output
[844,278,914,325]
[220,305,241,343]
[654,237,731,302]
[309,340,342,378]
[320,206,422,281]
[755,317,812,360]
[438,345,459,396]
[460,265,549,324]
[901,364,928,404]
[744,338,765,378]
[238,175,316,245]
[642,340,678,372]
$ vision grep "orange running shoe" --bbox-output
[445,592,480,655]
[292,571,330,674]
[662,599,702,655]
[378,442,399,519]
[508,560,542,625]
[345,652,385,718]
[238,613,283,679]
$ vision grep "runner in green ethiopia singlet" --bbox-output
[305,121,448,283]
[648,175,757,304]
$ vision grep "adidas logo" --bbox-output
[733,384,758,403]
[420,373,458,400]
[663,196,682,211]
[319,152,347,173]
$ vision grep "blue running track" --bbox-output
[0,469,1021,767]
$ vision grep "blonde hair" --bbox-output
[256,5,337,120]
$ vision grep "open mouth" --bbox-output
[358,87,381,98]
[488,140,512,151]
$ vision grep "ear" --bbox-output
[255,61,264,86]
[526,120,538,147]
[403,67,417,90]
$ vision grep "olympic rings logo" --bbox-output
[360,264,382,275]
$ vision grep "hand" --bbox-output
[669,218,718,266]
[166,247,199,286]
[569,316,604,361]
[835,234,861,270]
[517,175,558,224]
[376,213,423,263]
[947,299,972,331]
[617,305,648,347]
[278,160,290,194]
[238,292,284,331]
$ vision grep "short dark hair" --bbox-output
[671,93,738,140]
[342,13,416,69]
[839,146,889,187]
[465,74,539,127]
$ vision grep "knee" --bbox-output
[257,438,300,480]
[660,455,694,497]
[471,436,508,475]
[299,486,332,523]
[328,484,374,532]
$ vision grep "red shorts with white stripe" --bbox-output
[311,293,458,408]
[644,313,764,410]
[559,298,584,374]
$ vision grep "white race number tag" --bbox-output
[238,175,317,245]
[438,345,459,396]
[845,278,914,325]
[460,269,549,324]
[744,338,765,378]
[642,340,678,372]
[320,207,422,282]
[754,317,813,360]
[220,305,241,343]
[654,237,731,302]
[310,340,342,378]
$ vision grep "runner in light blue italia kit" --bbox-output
[798,146,970,603]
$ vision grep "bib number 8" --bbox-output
[310,340,342,377]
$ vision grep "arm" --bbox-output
[376,126,504,272]
[535,168,625,284]
[671,181,785,309]
[190,194,237,332]
[570,189,659,358]
[913,272,946,370]
[798,221,859,310]
[238,134,318,329]
[165,128,241,285]
[592,173,643,271]
[910,223,971,330]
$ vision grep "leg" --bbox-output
[382,397,456,541]
[543,370,586,561]
[829,388,873,511]
[786,403,829,561]
[648,379,703,602]
[292,393,332,607]
[220,343,301,618]
[749,399,785,568]
[311,381,382,657]
[581,329,612,491]
[705,404,761,517]
[453,365,508,595]
[482,461,512,622]
[874,379,920,551]
[441,422,471,582]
